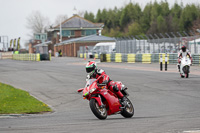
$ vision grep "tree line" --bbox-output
[84,1,200,37]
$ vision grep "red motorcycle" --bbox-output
[77,76,134,120]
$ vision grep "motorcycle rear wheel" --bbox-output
[89,98,107,120]
[121,97,134,118]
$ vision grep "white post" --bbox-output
[60,18,62,43]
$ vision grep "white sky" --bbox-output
[0,0,199,49]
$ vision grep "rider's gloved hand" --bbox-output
[86,75,90,81]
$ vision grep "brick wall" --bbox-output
[54,42,98,57]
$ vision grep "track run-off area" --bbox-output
[0,57,200,133]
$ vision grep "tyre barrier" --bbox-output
[13,54,40,61]
[100,54,106,62]
[151,54,159,63]
[127,54,136,63]
[106,54,111,62]
[0,52,13,59]
[80,53,83,58]
[40,54,50,61]
[135,54,142,62]
[115,53,122,63]
[94,54,99,59]
[142,54,151,63]
[79,53,200,65]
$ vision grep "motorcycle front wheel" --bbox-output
[185,66,189,78]
[121,97,134,118]
[89,98,107,120]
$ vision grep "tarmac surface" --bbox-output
[0,57,200,133]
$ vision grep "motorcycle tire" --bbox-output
[185,73,189,78]
[121,97,134,118]
[89,98,107,120]
[185,66,189,78]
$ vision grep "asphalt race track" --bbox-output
[0,57,200,133]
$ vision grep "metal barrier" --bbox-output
[115,34,200,55]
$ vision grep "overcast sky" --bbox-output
[0,0,199,49]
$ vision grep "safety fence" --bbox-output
[0,52,13,59]
[115,33,200,54]
[13,54,41,61]
[78,53,200,64]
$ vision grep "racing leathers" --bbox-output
[177,49,192,71]
[86,69,124,99]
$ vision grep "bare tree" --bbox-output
[54,14,68,27]
[26,10,50,35]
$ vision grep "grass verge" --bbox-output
[0,82,52,114]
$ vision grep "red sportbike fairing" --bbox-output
[77,76,134,120]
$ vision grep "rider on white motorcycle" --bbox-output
[177,45,192,71]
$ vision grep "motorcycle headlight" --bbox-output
[90,88,96,93]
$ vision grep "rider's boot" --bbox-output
[113,85,126,107]
[177,64,180,72]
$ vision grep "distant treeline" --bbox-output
[84,1,200,37]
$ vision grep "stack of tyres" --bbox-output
[122,54,127,62]
[151,53,159,63]
[142,54,151,63]
[106,54,111,62]
[111,53,115,62]
[100,54,106,62]
[94,54,99,59]
[135,54,142,62]
[127,54,136,63]
[115,53,122,62]
[40,54,49,61]
[80,53,83,58]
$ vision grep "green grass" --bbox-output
[0,82,52,114]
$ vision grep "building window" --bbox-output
[71,31,75,36]
[62,30,75,37]
[34,34,47,42]
[35,35,40,40]
[81,30,85,36]
[81,30,96,36]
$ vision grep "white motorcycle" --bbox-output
[179,56,191,78]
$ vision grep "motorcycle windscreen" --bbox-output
[83,79,97,96]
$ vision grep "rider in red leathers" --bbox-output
[85,61,126,105]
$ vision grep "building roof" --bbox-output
[54,15,104,29]
[55,34,116,46]
[33,41,52,48]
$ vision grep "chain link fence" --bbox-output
[77,32,200,64]
[116,33,200,54]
